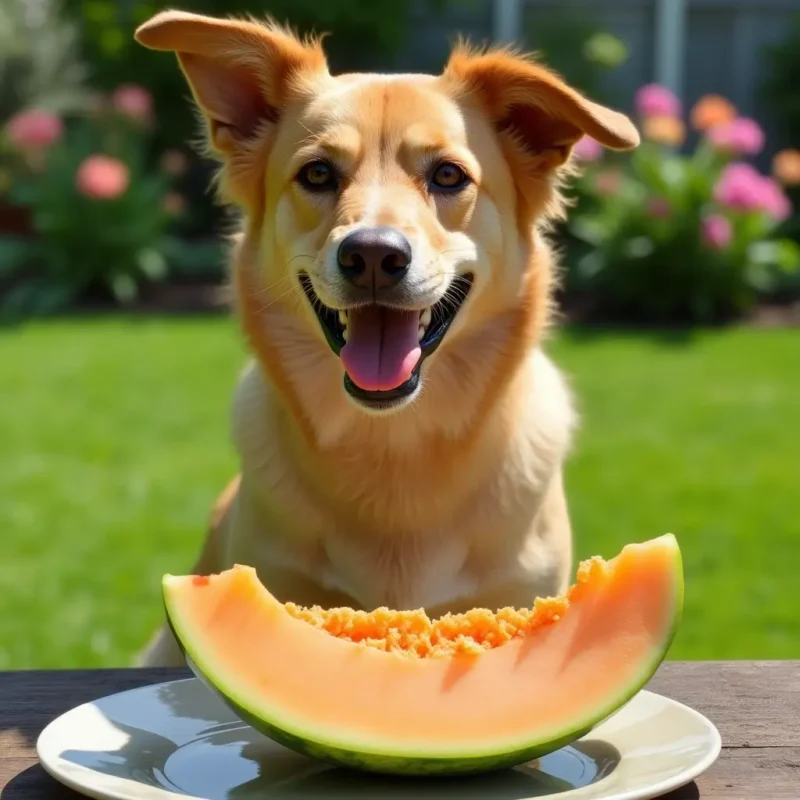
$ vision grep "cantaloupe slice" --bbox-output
[163,534,682,776]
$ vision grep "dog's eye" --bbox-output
[430,162,469,193]
[297,160,337,192]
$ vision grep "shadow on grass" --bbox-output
[0,278,232,333]
[555,322,699,348]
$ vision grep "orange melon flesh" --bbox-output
[163,534,682,775]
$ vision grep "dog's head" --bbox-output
[136,12,637,423]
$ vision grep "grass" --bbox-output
[0,317,797,668]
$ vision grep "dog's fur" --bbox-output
[133,10,638,667]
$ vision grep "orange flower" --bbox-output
[772,149,800,186]
[643,115,686,147]
[690,94,737,132]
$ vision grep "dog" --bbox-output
[133,9,638,667]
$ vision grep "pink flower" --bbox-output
[646,196,671,218]
[5,109,63,150]
[75,155,130,200]
[595,169,621,196]
[714,163,766,212]
[714,163,792,222]
[758,177,792,222]
[707,117,765,157]
[701,214,733,250]
[635,83,681,119]
[111,84,153,124]
[573,135,603,162]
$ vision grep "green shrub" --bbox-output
[2,102,186,315]
[760,18,800,248]
[63,0,448,238]
[565,88,799,324]
[762,12,800,148]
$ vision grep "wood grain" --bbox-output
[1,662,798,798]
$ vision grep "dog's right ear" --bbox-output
[135,10,328,206]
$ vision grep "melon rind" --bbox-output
[163,534,683,776]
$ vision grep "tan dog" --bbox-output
[134,10,638,667]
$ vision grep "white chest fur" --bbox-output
[228,347,575,612]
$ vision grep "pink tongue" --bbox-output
[340,307,421,392]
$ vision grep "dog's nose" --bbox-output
[337,227,411,290]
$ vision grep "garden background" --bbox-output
[1,0,799,669]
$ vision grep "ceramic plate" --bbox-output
[37,677,720,800]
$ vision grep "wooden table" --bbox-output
[0,661,797,798]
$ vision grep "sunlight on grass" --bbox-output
[0,318,797,667]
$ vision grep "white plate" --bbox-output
[37,677,720,800]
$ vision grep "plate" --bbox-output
[37,677,720,800]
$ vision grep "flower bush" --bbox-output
[566,85,800,324]
[0,84,190,315]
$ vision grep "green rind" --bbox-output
[182,648,598,776]
[164,535,683,776]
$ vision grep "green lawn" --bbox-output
[1,318,797,668]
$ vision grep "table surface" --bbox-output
[0,661,797,799]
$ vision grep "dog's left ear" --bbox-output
[443,45,639,169]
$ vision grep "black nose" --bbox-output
[337,227,412,290]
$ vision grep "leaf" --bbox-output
[161,237,226,278]
[748,239,800,273]
[624,236,655,259]
[773,239,800,273]
[735,212,772,244]
[137,248,167,281]
[29,283,77,314]
[577,250,607,280]
[108,273,138,304]
[0,236,34,276]
[569,216,607,246]
[0,280,42,315]
[745,262,776,293]
[660,156,686,190]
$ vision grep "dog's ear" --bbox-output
[135,10,328,206]
[443,44,639,171]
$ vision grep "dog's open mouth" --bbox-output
[299,274,474,405]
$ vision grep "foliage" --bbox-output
[762,13,800,148]
[760,18,800,247]
[0,0,90,127]
[525,2,629,105]
[67,0,449,145]
[564,89,800,324]
[61,0,448,237]
[1,98,190,316]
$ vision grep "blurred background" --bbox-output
[1,0,798,669]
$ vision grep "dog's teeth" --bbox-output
[417,326,426,342]
[338,311,347,326]
[342,327,348,342]
[420,308,432,326]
